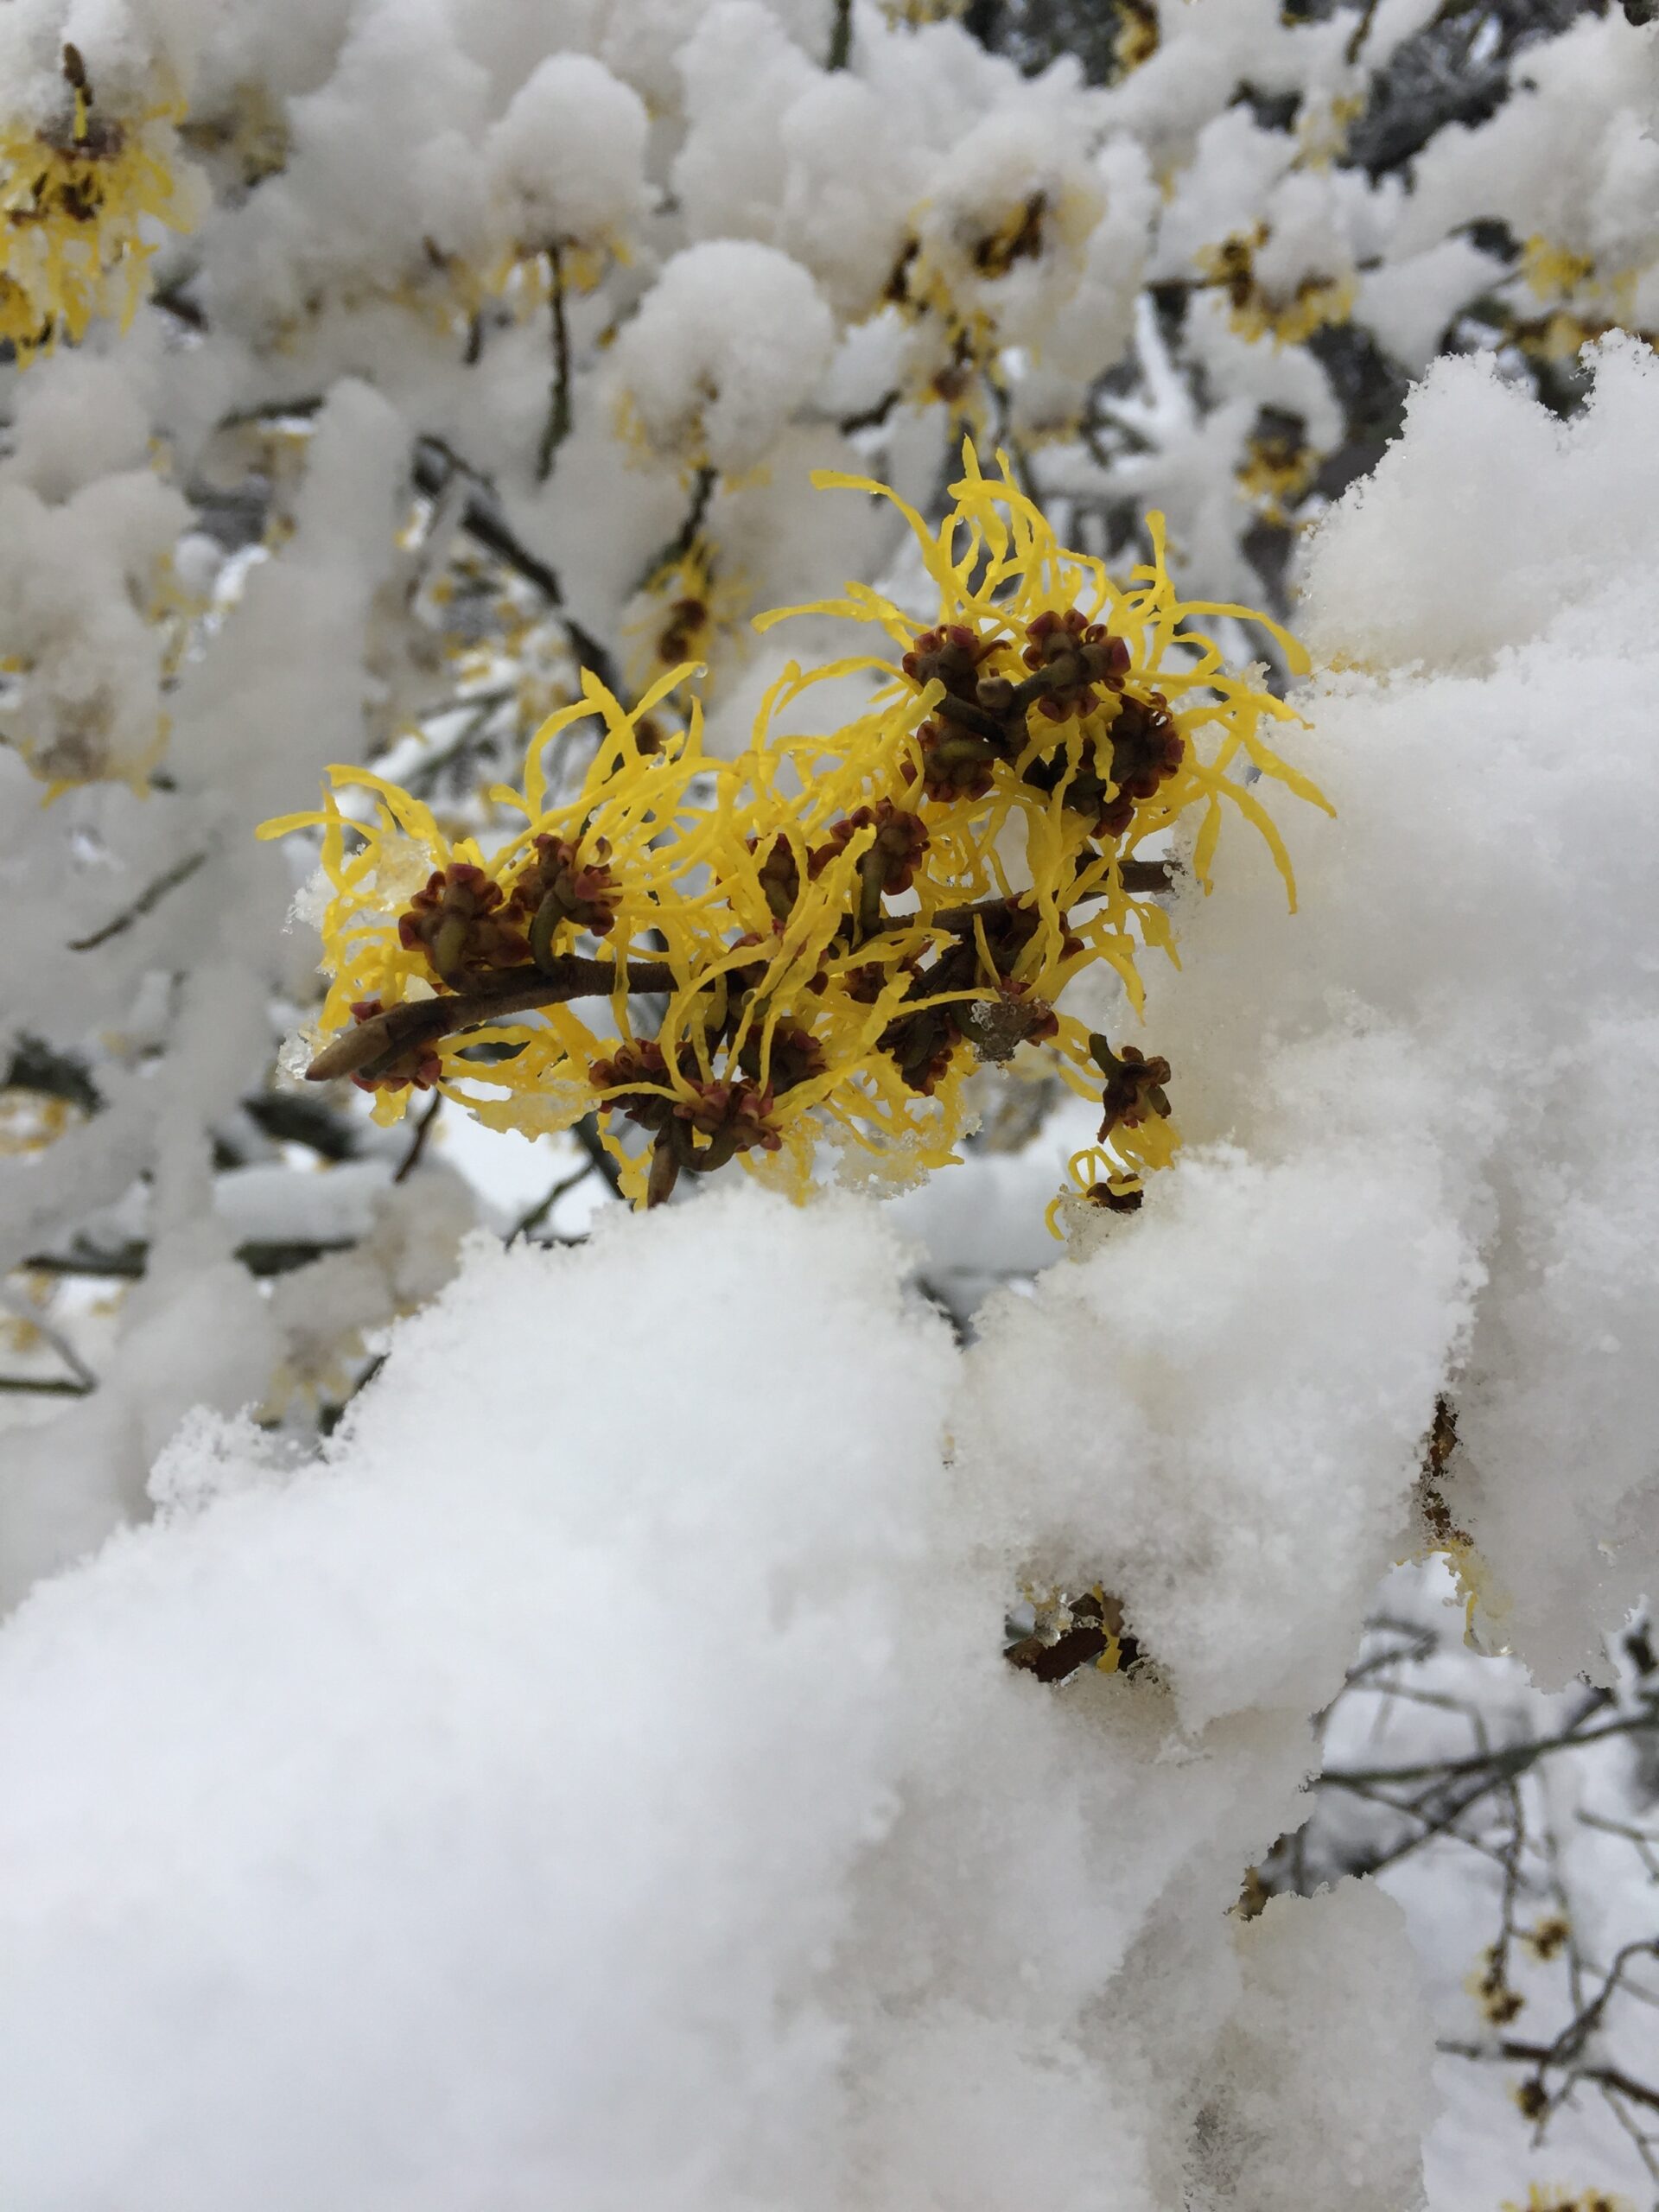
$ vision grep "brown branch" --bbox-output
[68,849,210,951]
[392,1090,442,1183]
[930,859,1173,933]
[410,437,618,690]
[305,957,677,1082]
[535,243,572,483]
[1440,2037,1659,2119]
[1320,1701,1646,1792]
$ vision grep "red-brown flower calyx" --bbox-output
[1105,690,1184,804]
[737,1020,825,1093]
[749,834,802,923]
[588,1039,688,1131]
[812,798,931,932]
[513,834,619,969]
[1022,608,1131,722]
[1089,1033,1172,1136]
[880,1001,962,1095]
[901,622,984,697]
[672,1077,782,1157]
[812,798,929,893]
[1020,687,1182,839]
[655,595,708,665]
[398,863,531,986]
[915,718,998,803]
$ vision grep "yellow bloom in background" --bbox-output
[624,537,751,703]
[0,55,197,365]
[262,442,1327,1217]
[1198,226,1354,350]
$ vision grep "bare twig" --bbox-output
[828,0,854,70]
[68,849,210,952]
[536,243,572,483]
[0,1284,97,1395]
[506,1160,593,1245]
[634,466,717,595]
[410,437,618,690]
[305,957,679,1083]
[392,1091,442,1183]
[1440,2037,1659,2119]
[570,1109,625,1198]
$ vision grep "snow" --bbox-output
[0,1188,1449,2205]
[2,1,1656,2198]
[608,238,836,475]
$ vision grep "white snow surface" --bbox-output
[0,1188,1436,2209]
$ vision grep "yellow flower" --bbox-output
[624,537,751,702]
[1198,226,1354,349]
[1236,419,1317,525]
[262,442,1327,1215]
[0,66,196,365]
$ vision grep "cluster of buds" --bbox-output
[671,1077,782,1155]
[900,622,985,696]
[901,611,1172,842]
[343,999,442,1094]
[880,1001,960,1096]
[589,1044,784,1164]
[654,594,709,668]
[902,625,1006,804]
[737,1020,824,1094]
[1020,607,1131,722]
[811,799,929,895]
[811,798,930,933]
[512,832,618,964]
[1104,690,1183,808]
[880,893,1066,1096]
[397,863,530,986]
[651,1073,784,1207]
[1089,1033,1172,1139]
[1470,1942,1526,2029]
[749,834,802,924]
[588,1039,686,1131]
[914,718,999,803]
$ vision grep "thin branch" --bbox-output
[1345,0,1385,67]
[305,957,679,1083]
[1320,1700,1640,1792]
[839,388,901,436]
[0,1284,97,1395]
[22,1239,148,1279]
[506,1160,593,1245]
[1440,2037,1659,2120]
[392,1091,442,1184]
[827,0,854,70]
[570,1109,625,1198]
[307,855,1180,1086]
[633,466,717,595]
[68,849,210,951]
[536,243,572,483]
[410,437,618,690]
[22,1237,364,1282]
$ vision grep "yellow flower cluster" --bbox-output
[262,443,1326,1215]
[1512,232,1651,364]
[0,58,194,365]
[624,538,751,704]
[1198,226,1354,349]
